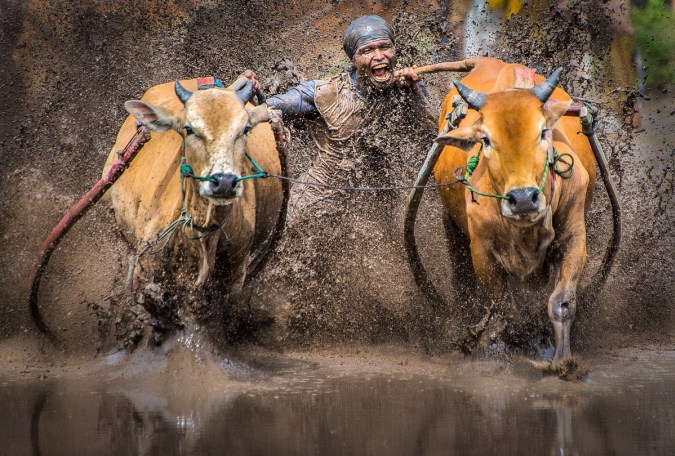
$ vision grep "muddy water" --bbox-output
[1,347,673,455]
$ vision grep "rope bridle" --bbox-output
[138,141,234,256]
[455,142,575,204]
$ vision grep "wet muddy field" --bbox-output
[1,344,674,455]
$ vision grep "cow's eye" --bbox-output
[481,136,491,148]
[184,125,194,136]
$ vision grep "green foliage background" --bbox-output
[631,0,675,88]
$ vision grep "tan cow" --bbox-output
[434,57,595,366]
[103,78,284,342]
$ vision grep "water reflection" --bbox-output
[2,362,673,456]
[534,395,582,456]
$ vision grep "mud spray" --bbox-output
[0,1,671,368]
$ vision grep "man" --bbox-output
[244,15,438,345]
[265,14,421,120]
[244,14,432,214]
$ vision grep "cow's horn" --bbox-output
[453,81,486,111]
[235,79,255,104]
[531,68,562,103]
[228,78,248,91]
[175,80,193,104]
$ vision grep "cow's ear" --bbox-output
[245,104,271,132]
[434,124,481,152]
[124,100,182,132]
[543,99,572,128]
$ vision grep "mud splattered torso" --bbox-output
[290,73,373,215]
[290,72,433,218]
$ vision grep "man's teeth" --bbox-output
[372,64,390,80]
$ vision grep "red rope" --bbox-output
[28,126,151,340]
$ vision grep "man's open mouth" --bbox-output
[371,63,391,82]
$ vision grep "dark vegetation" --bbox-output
[632,0,675,89]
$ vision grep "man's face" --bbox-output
[353,39,397,90]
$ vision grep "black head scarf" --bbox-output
[342,15,395,61]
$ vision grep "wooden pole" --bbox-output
[409,57,482,75]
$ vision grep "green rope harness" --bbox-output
[140,140,269,256]
[138,207,229,256]
[459,144,510,201]
[552,150,574,179]
[180,146,217,184]
[235,152,268,182]
[459,144,574,203]
[180,144,268,184]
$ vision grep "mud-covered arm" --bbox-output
[266,81,320,121]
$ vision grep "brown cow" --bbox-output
[434,58,595,367]
[102,78,284,342]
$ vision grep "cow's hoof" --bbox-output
[529,355,589,382]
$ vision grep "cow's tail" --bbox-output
[581,108,622,300]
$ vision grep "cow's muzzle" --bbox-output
[503,186,544,217]
[204,172,239,199]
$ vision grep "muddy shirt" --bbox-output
[291,72,371,215]
[268,71,435,216]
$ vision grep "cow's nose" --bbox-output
[505,187,540,214]
[208,172,239,198]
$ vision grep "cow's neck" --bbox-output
[181,180,230,227]
[492,206,555,279]
[180,181,235,286]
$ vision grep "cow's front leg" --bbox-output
[470,237,506,300]
[195,235,220,287]
[468,237,507,348]
[548,222,587,364]
[548,287,576,362]
[227,254,249,298]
